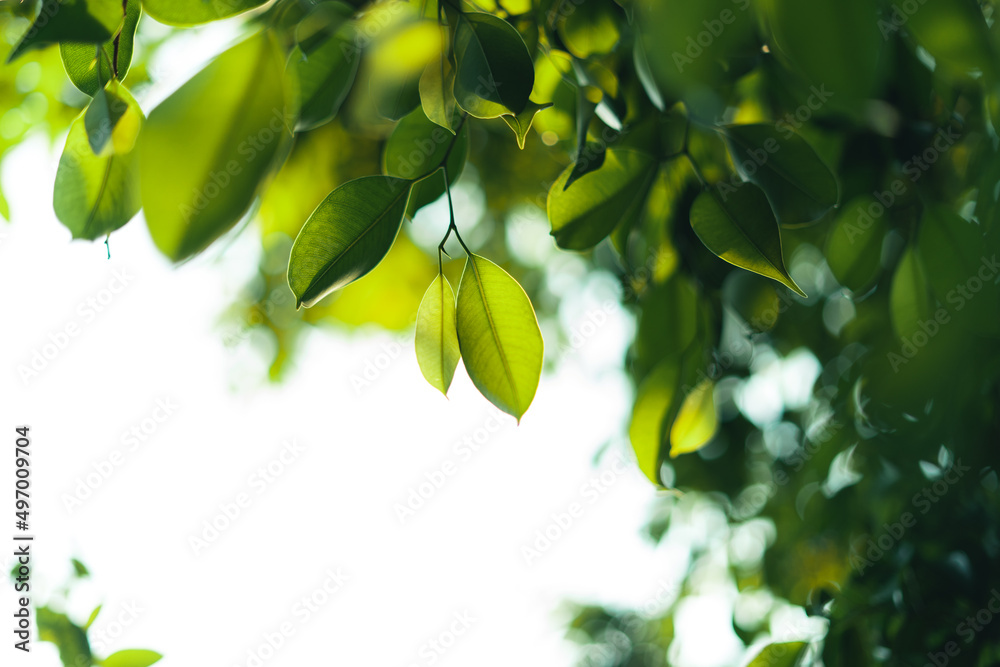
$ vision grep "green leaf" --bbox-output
[629,358,681,485]
[890,245,935,340]
[139,32,290,262]
[383,108,468,216]
[557,0,621,58]
[54,84,143,240]
[747,642,808,667]
[564,141,606,192]
[501,100,552,149]
[722,124,838,224]
[689,184,806,297]
[917,205,1000,335]
[887,0,994,76]
[416,274,461,395]
[632,34,664,111]
[60,0,140,96]
[420,53,459,133]
[453,12,534,119]
[84,83,132,154]
[288,21,359,132]
[7,0,123,63]
[825,196,885,293]
[288,176,412,308]
[37,607,92,667]
[372,74,423,122]
[140,0,268,25]
[669,378,717,456]
[102,649,163,667]
[84,605,101,630]
[548,149,657,250]
[456,254,544,421]
[634,275,700,381]
[764,0,881,112]
[71,558,90,578]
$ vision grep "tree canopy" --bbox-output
[3,0,1000,665]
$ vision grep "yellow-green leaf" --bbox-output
[416,274,461,395]
[747,642,808,667]
[669,378,717,456]
[139,32,290,262]
[103,649,163,667]
[456,254,543,420]
[629,358,681,485]
[501,100,552,149]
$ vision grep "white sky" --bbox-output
[0,17,766,667]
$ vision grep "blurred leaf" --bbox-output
[747,642,808,667]
[689,184,806,296]
[889,245,935,340]
[84,605,101,630]
[368,18,441,121]
[8,0,122,63]
[633,33,665,111]
[501,100,551,149]
[454,12,534,118]
[84,82,134,154]
[557,0,621,58]
[139,32,290,261]
[287,21,359,132]
[669,378,717,456]
[629,357,681,484]
[141,0,268,25]
[60,0,140,96]
[722,123,838,224]
[888,0,994,75]
[548,148,657,250]
[102,649,163,667]
[416,274,461,395]
[71,559,90,578]
[54,84,142,240]
[456,253,543,421]
[37,607,92,667]
[764,0,882,111]
[288,176,412,308]
[826,196,885,293]
[384,108,468,216]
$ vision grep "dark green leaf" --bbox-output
[287,22,359,132]
[383,108,468,216]
[420,52,459,133]
[453,12,534,119]
[689,184,806,296]
[288,176,412,308]
[139,32,290,262]
[456,253,544,421]
[825,196,885,293]
[37,607,92,667]
[8,0,123,63]
[722,123,838,224]
[890,245,935,340]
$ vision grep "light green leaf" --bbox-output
[825,196,885,293]
[669,378,717,456]
[139,32,290,262]
[747,642,808,667]
[890,245,935,341]
[140,0,268,25]
[548,148,657,250]
[557,0,621,58]
[84,605,101,630]
[103,649,163,667]
[501,100,552,149]
[453,12,534,119]
[722,124,838,224]
[84,82,133,154]
[54,84,143,240]
[764,0,881,112]
[456,254,544,421]
[288,19,359,132]
[416,275,461,395]
[629,358,681,485]
[690,184,806,297]
[60,0,140,96]
[8,0,122,63]
[420,52,459,133]
[383,108,468,216]
[288,176,412,308]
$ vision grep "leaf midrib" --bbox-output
[703,188,795,287]
[469,255,520,412]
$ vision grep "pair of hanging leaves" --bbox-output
[415,257,544,422]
